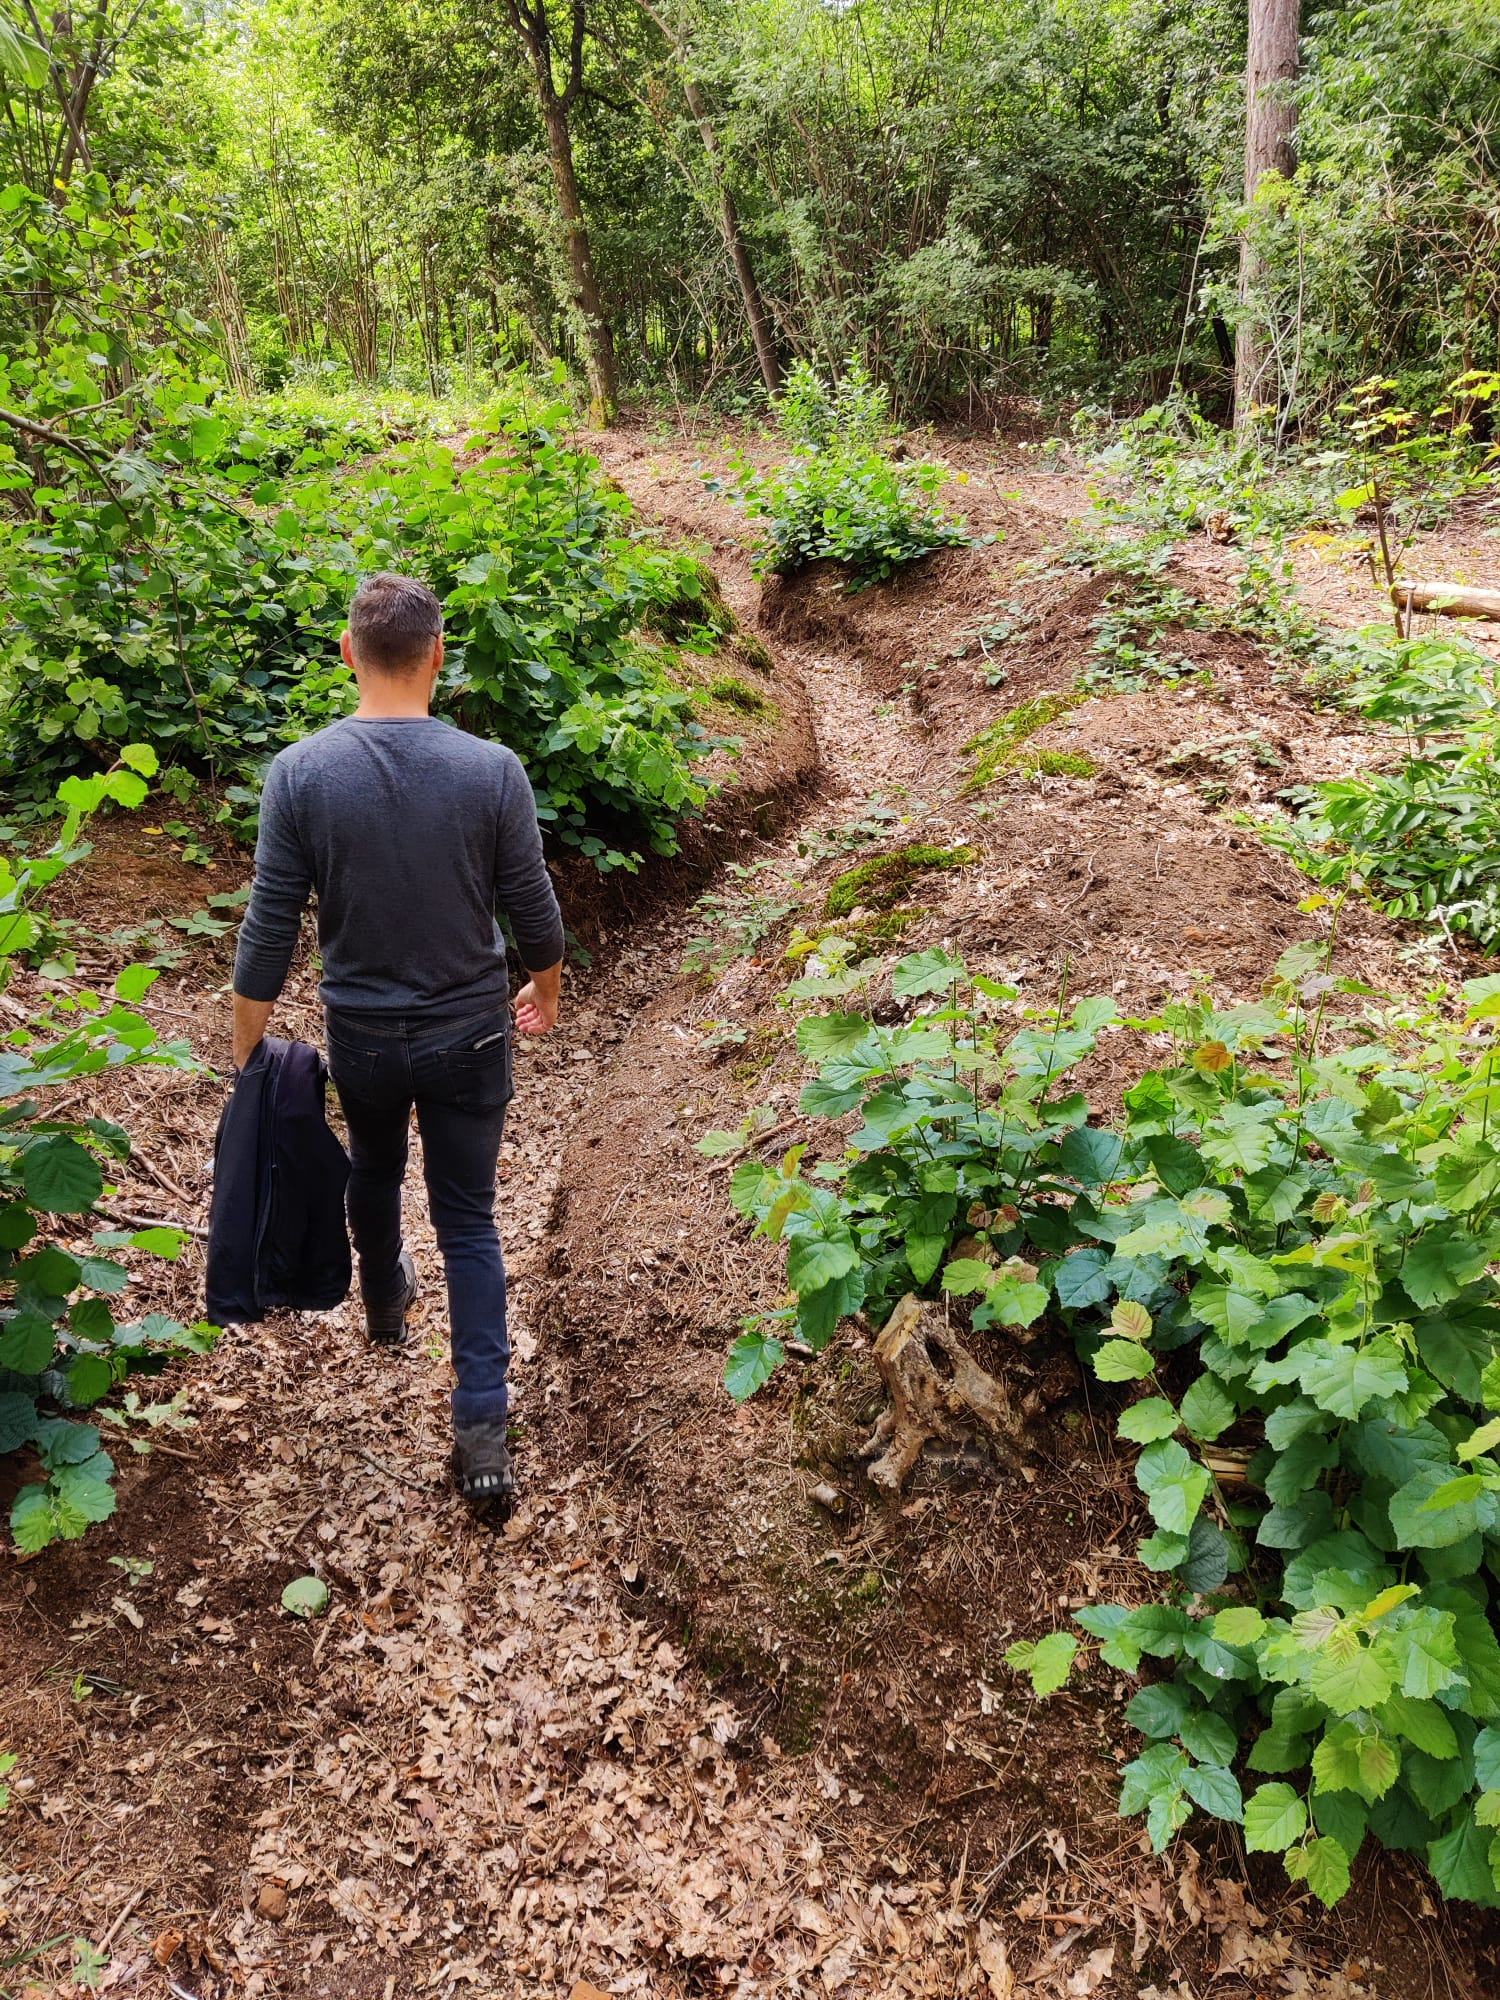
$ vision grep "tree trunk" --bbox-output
[679,73,781,397]
[1235,0,1300,426]
[537,90,618,425]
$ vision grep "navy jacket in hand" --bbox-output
[206,1037,351,1324]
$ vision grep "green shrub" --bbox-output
[706,938,1500,1912]
[0,390,732,868]
[719,359,971,587]
[0,749,216,1552]
[1265,631,1500,949]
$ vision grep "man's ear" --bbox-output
[340,629,356,671]
[431,634,445,679]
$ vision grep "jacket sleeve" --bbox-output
[233,756,313,1002]
[495,753,565,972]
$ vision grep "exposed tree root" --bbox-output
[859,1293,1026,1499]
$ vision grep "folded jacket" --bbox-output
[206,1037,351,1324]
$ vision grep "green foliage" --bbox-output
[1266,633,1500,949]
[720,361,971,587]
[0,197,733,867]
[0,753,216,1551]
[715,937,1500,1911]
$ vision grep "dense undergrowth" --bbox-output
[708,938,1500,1913]
[0,179,740,869]
[0,752,214,1550]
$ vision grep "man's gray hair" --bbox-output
[347,571,443,673]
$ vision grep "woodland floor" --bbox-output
[4,420,1500,2000]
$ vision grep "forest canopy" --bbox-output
[1,0,1495,427]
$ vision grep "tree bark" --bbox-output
[679,73,781,397]
[1235,0,1300,426]
[503,0,619,426]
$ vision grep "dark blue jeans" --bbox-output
[324,1005,513,1427]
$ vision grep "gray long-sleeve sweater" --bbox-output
[232,717,565,1018]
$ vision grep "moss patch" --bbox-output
[709,672,774,716]
[735,630,776,675]
[1015,747,1097,780]
[965,689,1084,790]
[644,554,736,640]
[796,907,924,962]
[824,843,978,918]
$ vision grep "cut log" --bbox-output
[858,1294,1025,1500]
[1392,582,1500,623]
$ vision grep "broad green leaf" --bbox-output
[1244,1782,1308,1853]
[0,1311,56,1375]
[1093,1337,1155,1382]
[1180,1373,1235,1441]
[785,1234,859,1295]
[281,1575,331,1619]
[1005,1631,1077,1696]
[1181,1761,1243,1822]
[940,1257,992,1296]
[1309,1640,1395,1715]
[1059,1125,1124,1186]
[1428,1811,1499,1906]
[1125,1682,1192,1738]
[1117,1398,1181,1445]
[891,949,965,998]
[1389,1465,1495,1550]
[21,1137,103,1215]
[1179,1711,1239,1767]
[1212,1606,1265,1646]
[1298,1338,1408,1421]
[1111,1299,1152,1340]
[725,1329,785,1402]
[1299,1834,1353,1907]
[1376,1693,1457,1760]
[795,1013,870,1060]
[114,964,161,1004]
[1312,1722,1400,1802]
[1178,1517,1232,1594]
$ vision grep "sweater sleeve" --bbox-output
[495,754,565,972]
[233,755,314,1002]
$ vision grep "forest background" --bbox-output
[2,0,1496,433]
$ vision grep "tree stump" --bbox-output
[858,1294,1026,1500]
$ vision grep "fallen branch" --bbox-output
[1392,581,1500,623]
[859,1294,1026,1499]
[702,1114,803,1174]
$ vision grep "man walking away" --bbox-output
[230,571,564,1512]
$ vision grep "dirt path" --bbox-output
[4,426,1495,2000]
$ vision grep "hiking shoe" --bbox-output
[363,1249,418,1347]
[451,1422,517,1513]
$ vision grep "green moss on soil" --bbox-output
[1016,747,1097,779]
[735,630,776,675]
[709,672,774,716]
[824,843,978,918]
[965,689,1083,789]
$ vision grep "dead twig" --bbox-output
[702,1114,804,1174]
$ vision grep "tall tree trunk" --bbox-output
[1235,0,1300,426]
[504,0,618,427]
[678,73,781,397]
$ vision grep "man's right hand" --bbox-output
[514,961,562,1035]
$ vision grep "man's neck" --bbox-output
[352,681,432,720]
